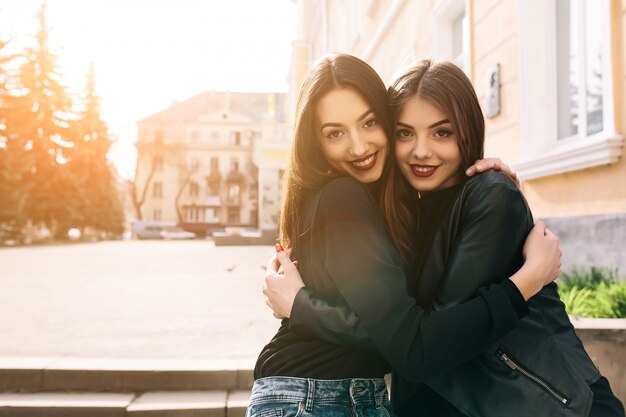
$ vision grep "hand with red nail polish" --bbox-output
[263,247,304,319]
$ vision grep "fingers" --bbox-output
[532,220,547,236]
[465,159,497,176]
[276,249,297,273]
[465,159,520,184]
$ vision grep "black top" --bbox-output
[254,177,525,381]
[408,184,463,299]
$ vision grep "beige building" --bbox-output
[290,0,626,271]
[134,91,288,237]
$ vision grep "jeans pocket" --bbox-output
[249,402,306,417]
[248,407,284,417]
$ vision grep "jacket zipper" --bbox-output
[497,350,569,406]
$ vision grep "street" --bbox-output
[0,240,280,360]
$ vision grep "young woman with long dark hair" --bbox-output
[249,54,561,417]
[266,59,624,417]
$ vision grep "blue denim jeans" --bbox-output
[246,376,394,417]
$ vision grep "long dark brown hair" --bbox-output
[381,59,485,262]
[279,53,393,248]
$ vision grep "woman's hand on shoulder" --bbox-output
[465,157,519,185]
[510,221,562,300]
[263,244,304,319]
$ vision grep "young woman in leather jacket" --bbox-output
[265,60,624,417]
[250,53,562,417]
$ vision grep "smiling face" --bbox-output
[315,87,388,183]
[394,95,463,194]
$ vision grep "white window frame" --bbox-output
[432,0,470,75]
[515,0,623,180]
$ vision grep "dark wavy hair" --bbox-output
[381,59,485,262]
[279,53,393,248]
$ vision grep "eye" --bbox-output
[396,128,414,140]
[363,118,377,128]
[325,130,344,140]
[433,128,453,139]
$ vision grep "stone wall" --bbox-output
[541,213,626,278]
[573,317,626,404]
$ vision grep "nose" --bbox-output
[411,135,431,160]
[348,131,368,157]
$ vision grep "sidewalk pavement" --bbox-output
[0,240,280,361]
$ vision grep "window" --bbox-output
[556,0,604,140]
[152,182,163,198]
[432,0,469,74]
[209,183,220,196]
[153,209,161,221]
[227,184,240,202]
[190,130,199,144]
[230,131,241,146]
[189,182,199,197]
[154,155,164,172]
[185,206,205,223]
[230,158,239,172]
[205,208,218,223]
[515,0,622,180]
[210,157,219,173]
[227,207,240,224]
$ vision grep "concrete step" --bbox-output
[0,358,254,392]
[0,390,250,417]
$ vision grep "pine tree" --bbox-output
[9,1,78,237]
[67,63,124,237]
[0,34,25,227]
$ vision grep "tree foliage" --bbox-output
[0,2,124,241]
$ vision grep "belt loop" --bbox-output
[305,378,315,411]
[372,379,381,407]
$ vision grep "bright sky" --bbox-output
[0,0,297,179]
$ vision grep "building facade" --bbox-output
[290,0,626,272]
[134,91,288,236]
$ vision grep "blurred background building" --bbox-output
[289,0,626,272]
[134,91,288,239]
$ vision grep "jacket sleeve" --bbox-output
[292,177,523,382]
[430,174,533,309]
[290,287,377,350]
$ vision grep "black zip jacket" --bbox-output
[289,172,603,417]
[255,177,525,380]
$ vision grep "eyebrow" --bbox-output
[320,109,375,130]
[396,119,451,129]
[429,119,451,129]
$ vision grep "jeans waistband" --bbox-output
[249,376,389,410]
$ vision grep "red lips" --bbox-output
[410,164,438,178]
[350,152,378,171]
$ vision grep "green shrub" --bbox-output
[559,266,618,290]
[558,267,626,318]
[560,286,594,317]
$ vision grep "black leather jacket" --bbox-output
[290,172,601,417]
